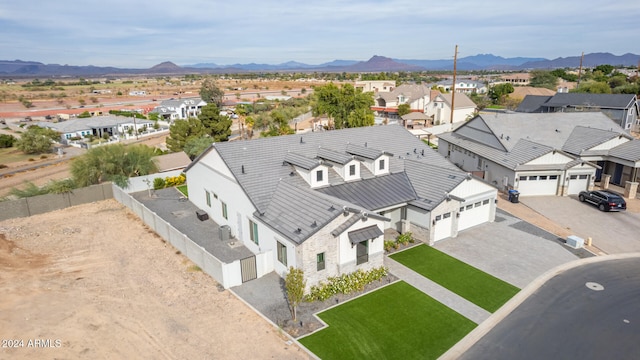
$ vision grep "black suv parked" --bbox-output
[578,190,627,212]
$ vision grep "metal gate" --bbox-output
[240,255,257,283]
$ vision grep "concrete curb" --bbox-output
[439,252,640,360]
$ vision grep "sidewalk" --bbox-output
[385,257,490,324]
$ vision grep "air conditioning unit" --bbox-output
[196,209,209,221]
[219,225,231,242]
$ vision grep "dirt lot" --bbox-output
[0,200,307,359]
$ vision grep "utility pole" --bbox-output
[449,45,458,127]
[577,52,584,86]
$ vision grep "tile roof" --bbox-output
[317,172,417,210]
[515,95,553,112]
[542,93,637,109]
[437,93,478,109]
[608,140,640,162]
[562,126,631,155]
[376,84,431,103]
[192,125,466,244]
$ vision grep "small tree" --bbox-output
[397,103,411,117]
[16,126,60,154]
[285,266,306,321]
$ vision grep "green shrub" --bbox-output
[396,232,414,246]
[305,266,388,302]
[384,240,396,252]
[153,177,166,190]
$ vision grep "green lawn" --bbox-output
[390,244,519,313]
[299,281,476,360]
[176,184,188,197]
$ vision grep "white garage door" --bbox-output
[458,198,492,231]
[433,212,453,241]
[517,174,559,196]
[567,174,590,195]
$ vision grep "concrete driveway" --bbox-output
[433,210,582,289]
[520,196,640,254]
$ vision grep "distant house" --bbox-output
[424,92,477,125]
[515,93,639,131]
[153,152,192,173]
[129,90,147,96]
[36,115,154,143]
[372,84,435,119]
[185,126,497,289]
[500,73,531,86]
[433,79,488,94]
[150,97,207,122]
[355,80,396,93]
[437,112,640,196]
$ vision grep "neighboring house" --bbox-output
[150,97,207,122]
[36,115,154,143]
[500,73,530,86]
[185,126,497,288]
[424,92,477,125]
[510,86,556,101]
[153,152,192,173]
[437,112,640,196]
[433,79,488,94]
[355,80,396,93]
[515,93,639,131]
[372,84,435,119]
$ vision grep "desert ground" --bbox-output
[0,200,308,359]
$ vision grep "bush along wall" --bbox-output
[305,266,388,302]
[153,173,186,190]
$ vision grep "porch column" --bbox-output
[624,181,638,199]
[601,174,611,190]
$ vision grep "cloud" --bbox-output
[1,0,638,67]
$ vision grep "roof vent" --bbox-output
[300,137,304,144]
[555,129,560,132]
[364,142,368,147]
[294,228,302,234]
[421,149,424,156]
[506,136,510,141]
[311,221,317,228]
[241,165,245,174]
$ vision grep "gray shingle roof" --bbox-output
[515,95,553,113]
[377,84,431,103]
[317,147,354,165]
[317,173,417,210]
[190,125,466,244]
[562,126,631,156]
[609,140,640,162]
[542,93,637,109]
[404,160,468,210]
[439,112,632,172]
[464,112,625,152]
[284,152,323,170]
[346,143,386,160]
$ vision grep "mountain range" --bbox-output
[1,53,638,77]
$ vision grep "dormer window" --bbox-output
[316,169,323,182]
[379,159,385,170]
[349,164,356,176]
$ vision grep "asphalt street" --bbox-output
[458,257,640,360]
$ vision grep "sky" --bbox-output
[1,1,639,68]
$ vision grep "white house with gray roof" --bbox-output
[438,112,640,196]
[185,125,497,289]
[37,115,154,143]
[150,97,207,122]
